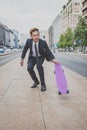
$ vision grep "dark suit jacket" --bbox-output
[21,38,55,61]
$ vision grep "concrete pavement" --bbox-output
[0,56,87,130]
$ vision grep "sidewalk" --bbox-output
[0,56,87,130]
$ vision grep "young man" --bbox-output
[20,28,58,92]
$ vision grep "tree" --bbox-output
[63,5,66,10]
[59,28,73,48]
[65,28,74,47]
[74,16,87,47]
[58,34,66,48]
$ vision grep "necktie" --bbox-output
[35,43,38,63]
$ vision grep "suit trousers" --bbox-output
[27,56,45,85]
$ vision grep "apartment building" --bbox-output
[48,25,54,47]
[82,0,87,22]
[52,14,61,45]
[61,0,82,33]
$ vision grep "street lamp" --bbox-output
[73,39,76,52]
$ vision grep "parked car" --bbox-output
[83,48,87,54]
[85,47,87,53]
[0,48,4,53]
[69,47,73,52]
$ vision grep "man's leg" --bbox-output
[37,57,46,91]
[27,57,39,84]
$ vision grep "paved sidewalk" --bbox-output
[0,56,87,130]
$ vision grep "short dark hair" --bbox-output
[30,28,39,35]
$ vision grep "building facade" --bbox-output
[52,14,61,46]
[0,23,10,47]
[20,33,30,46]
[5,26,10,47]
[12,29,19,48]
[82,0,87,22]
[40,30,49,44]
[0,23,5,46]
[48,25,54,47]
[40,30,46,40]
[0,22,19,48]
[9,29,15,48]
[61,0,82,33]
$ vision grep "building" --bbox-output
[45,31,49,45]
[12,29,19,48]
[52,14,61,46]
[82,0,87,22]
[5,26,10,47]
[40,30,49,44]
[40,30,46,40]
[0,23,10,47]
[61,0,82,33]
[9,29,15,48]
[0,22,19,48]
[0,23,5,46]
[20,33,30,46]
[48,25,54,48]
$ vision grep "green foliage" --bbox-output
[58,16,87,48]
[58,28,73,48]
[63,5,66,10]
[74,16,87,46]
[65,28,74,47]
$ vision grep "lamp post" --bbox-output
[73,39,76,52]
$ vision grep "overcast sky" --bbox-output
[0,0,67,33]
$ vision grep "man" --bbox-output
[20,28,58,92]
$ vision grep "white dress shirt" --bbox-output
[32,41,41,57]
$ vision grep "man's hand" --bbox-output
[52,59,58,64]
[20,59,24,67]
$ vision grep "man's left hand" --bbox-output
[52,59,59,64]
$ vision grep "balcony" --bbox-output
[82,2,87,11]
[83,9,87,17]
[82,0,86,3]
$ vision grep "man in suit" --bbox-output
[20,28,58,92]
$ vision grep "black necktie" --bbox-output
[35,43,38,63]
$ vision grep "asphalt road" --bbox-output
[0,53,21,66]
[55,52,87,78]
[0,51,87,78]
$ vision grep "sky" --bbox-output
[0,0,67,33]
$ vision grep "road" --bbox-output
[55,52,87,78]
[0,51,87,78]
[0,52,21,66]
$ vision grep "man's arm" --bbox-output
[20,39,29,66]
[44,41,58,64]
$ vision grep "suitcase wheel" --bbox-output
[58,91,62,95]
[67,90,69,94]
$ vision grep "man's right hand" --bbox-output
[20,60,24,67]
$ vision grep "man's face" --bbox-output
[31,31,40,42]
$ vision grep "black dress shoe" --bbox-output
[31,81,39,88]
[41,84,46,92]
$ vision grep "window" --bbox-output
[75,2,77,6]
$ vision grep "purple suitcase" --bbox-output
[55,63,69,95]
